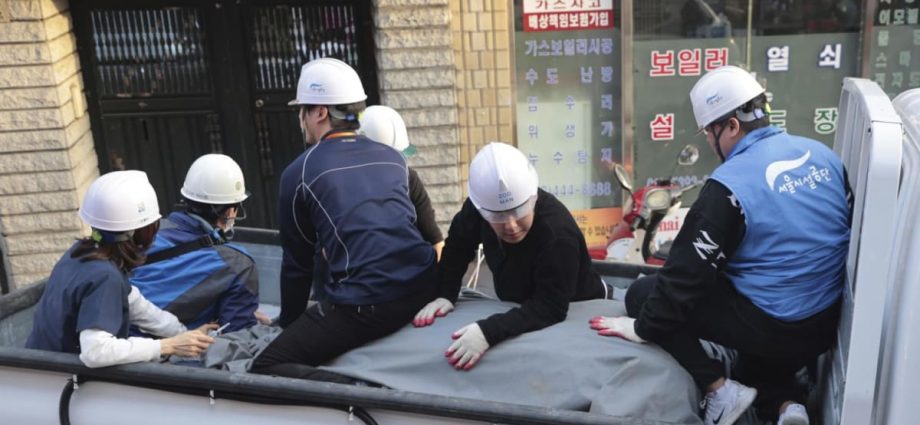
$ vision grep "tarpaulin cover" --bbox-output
[321,295,703,424]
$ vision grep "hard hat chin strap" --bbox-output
[712,104,765,162]
[711,124,728,163]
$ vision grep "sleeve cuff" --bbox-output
[633,319,655,342]
[476,318,502,347]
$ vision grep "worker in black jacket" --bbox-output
[413,142,606,370]
[359,105,444,259]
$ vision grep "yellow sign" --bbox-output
[571,206,621,250]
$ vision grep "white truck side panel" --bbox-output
[877,88,920,425]
[826,78,903,425]
[0,366,489,425]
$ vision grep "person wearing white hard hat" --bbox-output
[413,142,606,370]
[251,58,438,381]
[130,154,267,334]
[26,171,217,368]
[359,105,444,259]
[591,66,850,425]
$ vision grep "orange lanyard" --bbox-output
[321,130,358,141]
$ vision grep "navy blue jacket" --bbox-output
[277,133,436,327]
[130,212,259,332]
[27,243,131,353]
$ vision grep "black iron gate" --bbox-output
[71,0,378,229]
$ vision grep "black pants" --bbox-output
[625,274,840,421]
[252,267,437,382]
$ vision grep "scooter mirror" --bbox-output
[677,145,700,166]
[613,163,633,192]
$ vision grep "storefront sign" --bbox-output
[515,3,621,249]
[523,0,615,32]
[870,0,920,97]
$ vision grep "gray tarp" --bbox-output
[321,295,703,425]
[202,294,705,424]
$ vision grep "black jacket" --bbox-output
[408,168,443,245]
[438,189,604,345]
[634,180,745,341]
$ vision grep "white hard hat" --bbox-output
[288,58,367,106]
[359,105,411,153]
[180,154,249,205]
[468,142,539,219]
[689,65,765,131]
[79,170,161,232]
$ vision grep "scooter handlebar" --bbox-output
[674,182,703,196]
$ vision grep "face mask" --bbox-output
[222,219,235,240]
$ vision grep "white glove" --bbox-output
[589,316,646,343]
[413,297,454,327]
[446,323,490,370]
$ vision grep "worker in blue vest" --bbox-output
[591,66,850,425]
[27,171,216,367]
[130,154,266,334]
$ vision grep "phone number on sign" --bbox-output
[643,175,709,187]
[540,182,613,198]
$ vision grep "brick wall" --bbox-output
[450,0,515,194]
[374,0,463,226]
[0,0,96,291]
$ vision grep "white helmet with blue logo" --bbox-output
[690,65,765,131]
[288,57,367,106]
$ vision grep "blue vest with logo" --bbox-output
[710,126,850,321]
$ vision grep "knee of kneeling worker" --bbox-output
[624,275,657,317]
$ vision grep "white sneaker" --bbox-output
[778,403,809,425]
[702,379,757,425]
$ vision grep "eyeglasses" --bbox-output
[476,195,537,224]
[220,204,247,222]
[700,123,724,137]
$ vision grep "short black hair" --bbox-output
[301,101,365,131]
[328,101,365,131]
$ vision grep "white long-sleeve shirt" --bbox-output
[79,286,187,368]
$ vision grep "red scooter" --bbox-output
[604,145,702,265]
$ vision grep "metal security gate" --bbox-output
[71,0,378,229]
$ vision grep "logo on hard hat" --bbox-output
[309,83,325,93]
[498,191,514,205]
[137,202,146,214]
[706,94,722,105]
